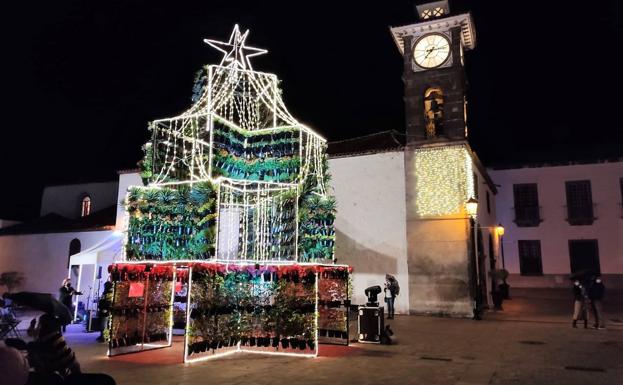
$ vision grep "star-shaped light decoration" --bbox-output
[204,24,268,70]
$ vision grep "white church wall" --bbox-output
[328,151,409,314]
[41,181,119,219]
[489,161,623,288]
[115,171,144,231]
[0,230,112,296]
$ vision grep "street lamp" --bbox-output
[465,198,481,320]
[465,197,479,218]
[496,223,505,269]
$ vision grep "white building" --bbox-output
[489,160,623,289]
[0,180,122,306]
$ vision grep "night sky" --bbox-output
[2,1,622,219]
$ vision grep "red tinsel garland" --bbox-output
[109,263,351,282]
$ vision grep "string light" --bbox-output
[413,144,474,217]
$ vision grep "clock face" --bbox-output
[413,34,451,69]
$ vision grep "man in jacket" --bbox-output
[588,276,606,330]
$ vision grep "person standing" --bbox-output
[384,274,399,319]
[572,280,589,329]
[96,280,113,342]
[59,279,81,332]
[588,276,606,330]
[384,283,393,319]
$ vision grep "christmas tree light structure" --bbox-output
[107,25,350,361]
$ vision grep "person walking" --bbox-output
[572,280,589,329]
[588,276,606,330]
[384,274,399,319]
[58,279,81,333]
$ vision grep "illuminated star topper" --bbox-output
[203,24,268,70]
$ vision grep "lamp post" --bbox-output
[496,223,505,269]
[496,223,510,299]
[465,198,481,320]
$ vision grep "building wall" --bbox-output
[115,172,144,231]
[0,230,113,296]
[489,161,623,288]
[473,158,501,306]
[40,181,119,219]
[403,143,499,317]
[328,151,410,314]
[0,219,20,229]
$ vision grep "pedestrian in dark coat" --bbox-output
[572,280,589,329]
[588,276,606,329]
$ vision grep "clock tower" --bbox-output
[391,1,491,318]
[391,0,475,143]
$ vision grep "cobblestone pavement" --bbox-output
[14,289,611,385]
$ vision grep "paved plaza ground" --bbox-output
[12,288,623,385]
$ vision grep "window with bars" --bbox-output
[513,183,540,226]
[518,240,543,276]
[565,180,594,225]
[569,239,600,275]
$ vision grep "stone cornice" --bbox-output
[390,13,476,55]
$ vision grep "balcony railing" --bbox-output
[513,205,542,227]
[565,203,597,226]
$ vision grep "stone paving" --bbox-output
[55,289,622,385]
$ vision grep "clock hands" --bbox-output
[424,46,436,59]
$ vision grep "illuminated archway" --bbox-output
[424,87,444,138]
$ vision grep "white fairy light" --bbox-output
[413,144,475,217]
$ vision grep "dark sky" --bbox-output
[2,1,622,219]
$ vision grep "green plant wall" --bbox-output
[125,182,218,260]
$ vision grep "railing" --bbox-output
[565,203,597,226]
[512,205,542,227]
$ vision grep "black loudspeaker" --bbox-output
[87,314,102,332]
[97,266,103,280]
[357,306,384,343]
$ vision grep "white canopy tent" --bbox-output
[67,232,124,324]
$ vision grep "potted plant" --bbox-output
[489,269,509,310]
[280,338,289,349]
[289,337,298,349]
[498,270,511,300]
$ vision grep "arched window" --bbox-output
[424,88,444,139]
[68,238,81,268]
[81,196,91,217]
